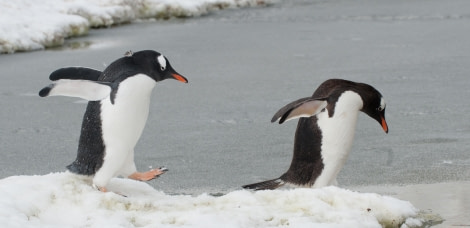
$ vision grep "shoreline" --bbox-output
[0,0,274,54]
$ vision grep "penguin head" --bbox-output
[270,79,389,133]
[357,84,388,133]
[129,50,188,83]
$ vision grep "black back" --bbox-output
[67,101,105,175]
[280,116,324,185]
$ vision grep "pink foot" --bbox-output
[93,184,108,192]
[128,168,165,181]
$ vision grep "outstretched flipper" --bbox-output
[271,97,328,124]
[50,67,102,81]
[242,178,285,190]
[40,66,112,100]
[39,79,115,101]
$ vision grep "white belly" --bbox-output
[313,91,363,187]
[100,74,156,164]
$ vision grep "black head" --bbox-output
[354,82,388,133]
[123,50,188,83]
[312,79,388,133]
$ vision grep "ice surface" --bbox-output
[0,172,419,228]
[0,0,273,53]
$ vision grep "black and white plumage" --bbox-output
[39,50,188,192]
[243,79,388,190]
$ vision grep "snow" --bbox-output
[0,0,273,54]
[0,172,420,228]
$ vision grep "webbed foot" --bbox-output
[128,167,168,181]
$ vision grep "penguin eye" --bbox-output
[157,55,167,71]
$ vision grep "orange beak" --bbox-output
[172,73,188,83]
[381,116,388,133]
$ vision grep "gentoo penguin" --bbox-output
[242,79,388,190]
[39,50,188,192]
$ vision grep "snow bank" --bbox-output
[0,172,421,228]
[0,0,273,54]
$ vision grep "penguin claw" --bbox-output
[93,184,108,193]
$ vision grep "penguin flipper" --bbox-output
[242,178,285,191]
[39,79,113,101]
[271,97,327,124]
[49,67,102,81]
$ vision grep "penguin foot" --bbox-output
[129,168,166,181]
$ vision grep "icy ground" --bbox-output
[0,0,272,53]
[0,172,421,228]
[1,0,469,226]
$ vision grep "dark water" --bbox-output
[1,0,469,195]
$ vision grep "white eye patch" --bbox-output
[378,97,386,111]
[157,55,167,71]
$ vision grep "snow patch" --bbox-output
[0,172,420,228]
[0,0,274,53]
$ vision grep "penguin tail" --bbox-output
[66,162,96,176]
[242,178,285,191]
